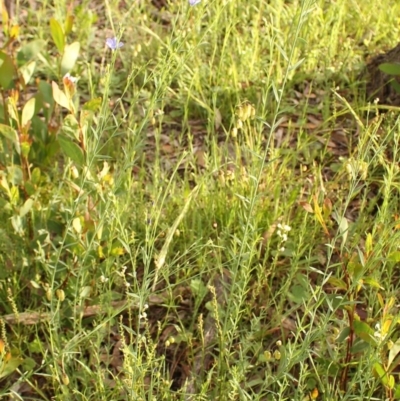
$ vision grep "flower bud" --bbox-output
[56,289,65,302]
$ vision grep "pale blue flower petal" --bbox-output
[106,37,124,50]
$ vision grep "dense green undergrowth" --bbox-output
[1,0,400,399]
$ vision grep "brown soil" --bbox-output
[364,43,400,105]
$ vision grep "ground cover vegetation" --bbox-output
[1,0,400,399]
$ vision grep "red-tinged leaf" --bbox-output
[50,18,65,53]
[300,201,313,213]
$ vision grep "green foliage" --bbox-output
[2,0,400,400]
[378,63,400,94]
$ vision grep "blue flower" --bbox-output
[189,0,201,5]
[106,37,124,50]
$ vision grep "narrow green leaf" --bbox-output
[72,217,82,234]
[50,18,65,53]
[245,378,264,388]
[350,340,370,354]
[8,166,23,185]
[374,362,388,385]
[348,258,363,278]
[337,327,351,343]
[62,114,80,141]
[31,167,41,185]
[2,2,9,28]
[338,216,348,249]
[20,198,33,217]
[389,338,400,368]
[0,124,18,144]
[152,185,200,291]
[388,251,400,263]
[394,384,400,399]
[0,51,16,89]
[24,182,36,196]
[52,81,71,111]
[20,60,36,85]
[38,80,54,104]
[353,320,376,345]
[365,233,373,255]
[61,41,80,75]
[363,276,384,290]
[80,286,92,298]
[327,277,347,290]
[83,97,102,112]
[0,356,23,379]
[379,63,400,76]
[389,375,395,389]
[17,39,45,64]
[64,15,74,35]
[58,135,84,166]
[20,141,31,158]
[390,79,400,95]
[11,215,23,235]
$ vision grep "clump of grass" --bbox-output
[2,0,400,400]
